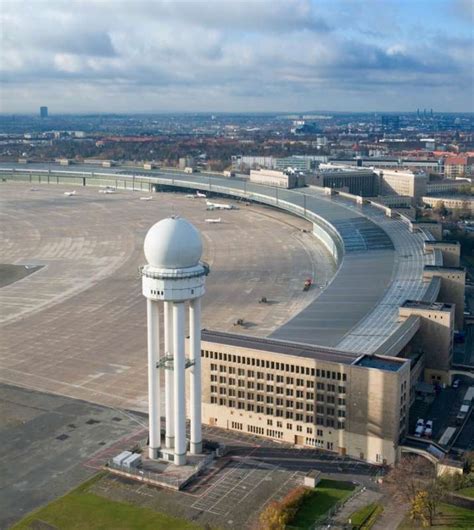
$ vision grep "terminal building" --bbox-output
[0,163,468,467]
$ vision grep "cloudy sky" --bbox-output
[1,0,473,113]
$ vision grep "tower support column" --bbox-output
[173,302,186,466]
[164,301,174,449]
[189,297,202,454]
[146,299,160,459]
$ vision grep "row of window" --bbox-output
[305,438,334,450]
[204,351,347,381]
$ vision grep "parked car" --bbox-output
[425,420,433,437]
[452,379,460,389]
[415,419,425,437]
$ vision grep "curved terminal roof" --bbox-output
[0,163,438,356]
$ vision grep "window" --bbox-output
[316,405,324,414]
[338,398,345,406]
[286,423,293,430]
[286,400,294,408]
[338,386,346,394]
[267,419,273,426]
[266,385,274,393]
[317,382,325,390]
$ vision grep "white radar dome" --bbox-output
[144,217,203,269]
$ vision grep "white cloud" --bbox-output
[0,0,472,112]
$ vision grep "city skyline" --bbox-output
[1,0,473,114]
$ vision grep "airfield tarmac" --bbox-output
[0,183,336,411]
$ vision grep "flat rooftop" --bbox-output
[201,330,359,364]
[355,355,406,372]
[425,265,465,272]
[424,240,460,246]
[401,300,453,311]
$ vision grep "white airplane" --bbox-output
[140,196,153,201]
[64,190,76,196]
[206,200,237,210]
[99,188,115,194]
[205,218,222,224]
[196,191,207,198]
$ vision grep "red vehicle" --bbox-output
[303,278,313,291]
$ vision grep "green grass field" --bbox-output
[289,479,356,529]
[456,486,474,499]
[348,502,383,529]
[398,502,474,529]
[12,474,202,530]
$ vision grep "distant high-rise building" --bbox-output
[381,115,400,131]
[40,106,48,118]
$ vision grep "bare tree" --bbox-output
[383,456,436,505]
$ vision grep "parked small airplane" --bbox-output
[140,196,153,201]
[99,187,115,194]
[206,200,237,210]
[196,191,207,198]
[64,190,76,196]
[205,218,222,223]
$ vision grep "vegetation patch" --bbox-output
[259,480,355,530]
[398,502,474,529]
[12,473,202,530]
[348,502,383,529]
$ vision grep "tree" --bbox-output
[383,456,436,505]
[433,200,447,217]
[258,501,286,530]
[384,456,447,527]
